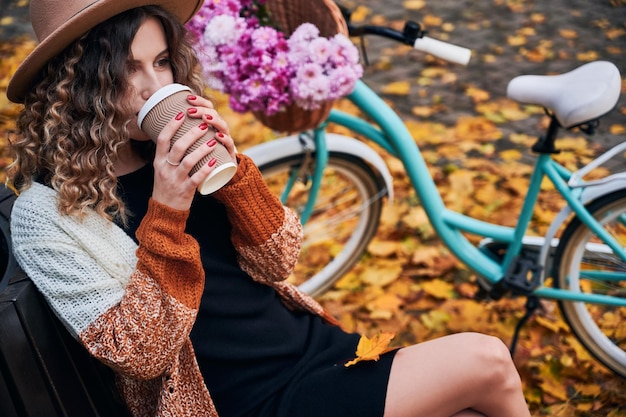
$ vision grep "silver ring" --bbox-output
[165,158,181,167]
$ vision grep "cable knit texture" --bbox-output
[10,154,338,416]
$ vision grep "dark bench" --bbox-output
[0,185,130,416]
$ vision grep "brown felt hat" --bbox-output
[6,0,204,103]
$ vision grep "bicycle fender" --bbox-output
[538,173,626,281]
[243,133,394,201]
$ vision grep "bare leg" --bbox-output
[383,332,530,417]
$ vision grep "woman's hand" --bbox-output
[187,95,238,160]
[151,95,237,211]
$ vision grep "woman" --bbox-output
[6,0,531,416]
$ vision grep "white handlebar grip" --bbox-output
[413,36,472,66]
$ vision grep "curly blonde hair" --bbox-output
[7,6,205,223]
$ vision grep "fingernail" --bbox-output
[217,132,225,138]
[187,95,197,100]
[205,114,213,120]
[208,158,217,167]
[199,123,208,130]
[207,139,217,147]
[175,111,184,120]
[188,108,198,114]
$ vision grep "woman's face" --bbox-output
[125,17,175,141]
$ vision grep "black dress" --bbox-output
[117,163,397,417]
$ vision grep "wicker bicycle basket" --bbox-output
[252,0,348,132]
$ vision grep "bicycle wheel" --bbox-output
[553,190,626,377]
[258,153,387,297]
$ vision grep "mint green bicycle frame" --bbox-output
[290,80,626,307]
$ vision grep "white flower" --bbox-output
[203,15,246,46]
[288,23,320,44]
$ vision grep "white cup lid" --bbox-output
[198,162,238,195]
[137,83,192,128]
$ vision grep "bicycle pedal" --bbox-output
[503,256,542,295]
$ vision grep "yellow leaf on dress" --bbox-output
[345,332,395,367]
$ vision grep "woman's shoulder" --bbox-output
[16,181,56,199]
[12,182,59,221]
[11,182,138,255]
[12,182,116,236]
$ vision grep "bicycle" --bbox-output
[242,9,626,377]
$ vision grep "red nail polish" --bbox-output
[187,95,197,100]
[188,108,198,114]
[217,132,225,138]
[199,123,208,130]
[175,112,184,120]
[208,158,217,167]
[207,139,217,147]
[205,114,213,120]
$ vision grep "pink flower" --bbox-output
[186,0,363,116]
[251,26,281,50]
[309,38,333,65]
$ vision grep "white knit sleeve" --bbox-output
[10,183,138,338]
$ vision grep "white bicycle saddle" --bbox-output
[506,61,621,129]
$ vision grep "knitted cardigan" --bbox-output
[10,154,339,417]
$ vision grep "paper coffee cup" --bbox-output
[137,83,237,195]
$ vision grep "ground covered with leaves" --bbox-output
[1,0,625,416]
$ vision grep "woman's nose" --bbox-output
[141,84,160,100]
[140,72,165,100]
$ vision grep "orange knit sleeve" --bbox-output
[212,154,303,283]
[135,198,205,310]
[212,154,291,247]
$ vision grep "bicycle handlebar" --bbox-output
[342,6,471,66]
[413,36,471,66]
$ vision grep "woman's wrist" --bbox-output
[136,198,190,244]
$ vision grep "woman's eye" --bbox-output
[156,58,171,68]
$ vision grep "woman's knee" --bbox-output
[384,333,525,417]
[461,333,522,392]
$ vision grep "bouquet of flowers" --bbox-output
[186,0,363,130]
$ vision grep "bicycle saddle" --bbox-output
[506,61,621,129]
